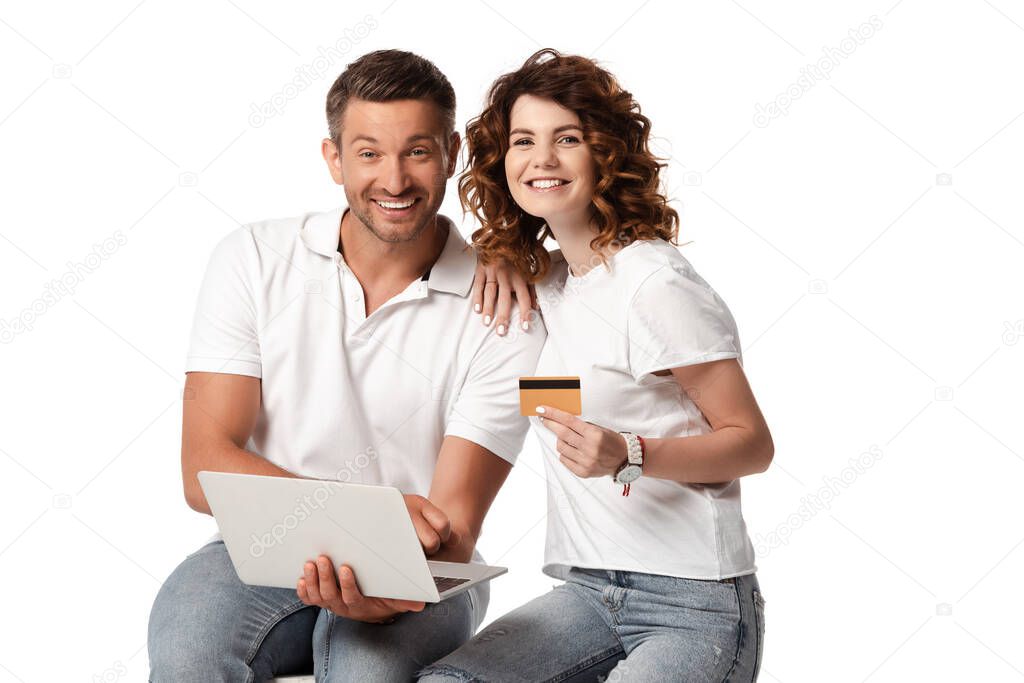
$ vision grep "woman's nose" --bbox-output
[532,144,559,168]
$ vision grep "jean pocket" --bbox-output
[752,589,765,680]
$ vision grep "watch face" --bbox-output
[616,465,642,484]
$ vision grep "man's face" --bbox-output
[323,98,459,243]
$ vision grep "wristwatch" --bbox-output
[614,432,644,496]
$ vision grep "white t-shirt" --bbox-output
[186,203,546,589]
[533,238,757,580]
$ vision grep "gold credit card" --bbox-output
[519,376,582,416]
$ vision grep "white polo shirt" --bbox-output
[533,239,757,581]
[185,202,545,544]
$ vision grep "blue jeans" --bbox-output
[418,567,764,682]
[148,540,482,682]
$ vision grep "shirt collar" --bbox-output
[299,203,476,298]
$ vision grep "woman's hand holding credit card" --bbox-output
[519,376,581,415]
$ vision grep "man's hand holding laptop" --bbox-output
[296,493,462,624]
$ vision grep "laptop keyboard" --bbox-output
[433,576,471,593]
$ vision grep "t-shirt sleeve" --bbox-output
[444,304,546,465]
[184,227,262,378]
[626,262,741,384]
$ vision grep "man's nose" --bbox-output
[380,157,411,195]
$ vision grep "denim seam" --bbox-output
[564,578,628,676]
[320,611,336,680]
[242,598,309,677]
[417,645,624,683]
[752,589,764,680]
[414,663,479,682]
[721,578,746,683]
[546,644,625,683]
[611,585,627,625]
[603,585,626,625]
[564,579,607,623]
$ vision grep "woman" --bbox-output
[420,49,772,682]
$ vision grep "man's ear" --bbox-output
[322,137,344,185]
[446,131,461,178]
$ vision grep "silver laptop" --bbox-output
[197,471,506,602]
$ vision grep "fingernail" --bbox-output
[483,315,491,326]
[521,320,529,331]
[535,406,546,414]
[474,303,481,312]
[497,324,506,335]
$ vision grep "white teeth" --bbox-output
[376,199,415,209]
[529,179,565,189]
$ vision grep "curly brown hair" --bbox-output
[459,48,679,282]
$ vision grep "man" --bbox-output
[147,49,544,681]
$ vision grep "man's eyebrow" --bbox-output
[509,124,583,136]
[349,134,438,145]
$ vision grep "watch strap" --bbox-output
[620,432,644,466]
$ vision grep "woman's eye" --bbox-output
[558,135,580,144]
[409,148,429,156]
[512,138,533,146]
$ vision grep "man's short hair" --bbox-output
[325,49,456,144]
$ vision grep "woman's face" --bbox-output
[504,94,596,227]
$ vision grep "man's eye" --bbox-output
[358,151,377,159]
[409,148,429,156]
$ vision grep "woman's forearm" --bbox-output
[641,426,773,484]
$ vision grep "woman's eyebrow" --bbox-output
[509,124,583,136]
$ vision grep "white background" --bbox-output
[1,1,1022,681]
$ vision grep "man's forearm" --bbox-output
[182,443,295,515]
[424,436,513,564]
